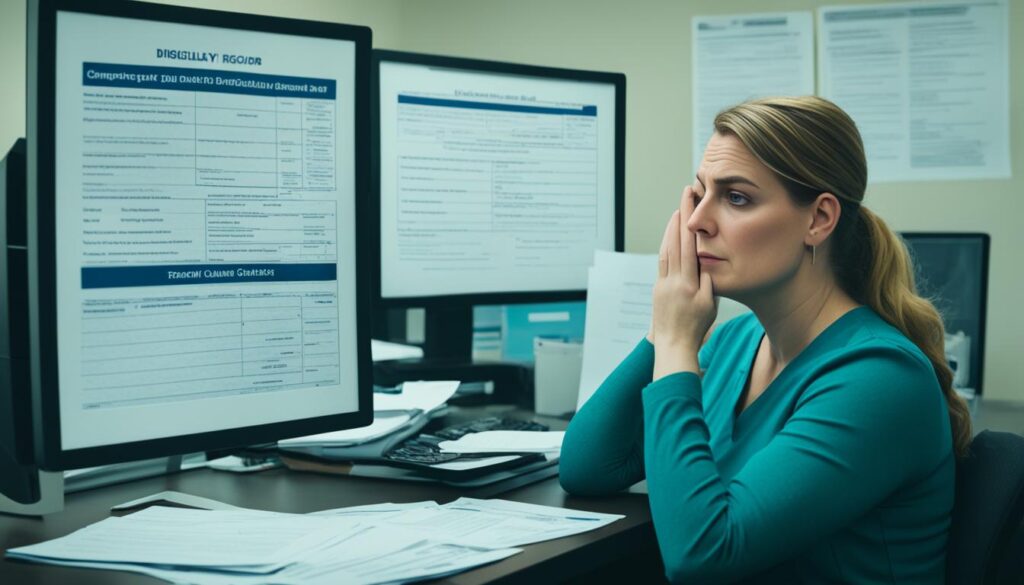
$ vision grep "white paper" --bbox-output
[818,1,1010,181]
[6,506,344,570]
[577,251,749,409]
[379,497,623,549]
[371,339,424,362]
[109,490,247,512]
[692,12,815,173]
[278,412,413,447]
[6,498,621,584]
[309,501,440,518]
[439,431,565,454]
[371,380,459,413]
[18,525,520,585]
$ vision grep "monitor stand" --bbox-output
[0,460,63,517]
[423,305,473,361]
[373,305,535,405]
[0,453,210,517]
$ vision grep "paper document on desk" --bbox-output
[308,497,622,549]
[5,506,351,571]
[6,505,521,585]
[372,380,459,412]
[378,497,623,548]
[277,381,457,450]
[15,524,520,585]
[439,431,564,454]
[577,250,749,409]
[278,412,414,448]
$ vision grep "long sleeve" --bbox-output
[641,345,952,584]
[559,339,653,495]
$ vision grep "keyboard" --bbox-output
[385,417,549,466]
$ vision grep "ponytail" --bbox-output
[851,208,973,458]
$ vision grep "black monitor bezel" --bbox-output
[371,49,626,308]
[28,0,374,470]
[900,232,990,396]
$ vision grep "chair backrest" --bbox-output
[947,430,1024,585]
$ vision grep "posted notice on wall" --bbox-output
[818,1,1010,182]
[691,12,815,174]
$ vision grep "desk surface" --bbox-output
[0,407,659,585]
[4,398,1021,584]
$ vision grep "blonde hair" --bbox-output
[714,96,972,459]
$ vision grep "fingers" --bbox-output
[658,209,680,277]
[679,186,698,282]
[700,268,714,297]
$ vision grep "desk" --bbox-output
[0,407,665,584]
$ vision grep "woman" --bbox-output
[560,96,971,584]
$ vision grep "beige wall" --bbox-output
[1,0,1021,399]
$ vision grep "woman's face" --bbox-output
[689,132,814,299]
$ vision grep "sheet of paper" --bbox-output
[577,251,748,409]
[818,1,1010,181]
[19,525,520,585]
[6,506,345,570]
[691,12,814,173]
[371,339,424,362]
[308,501,440,518]
[278,412,413,447]
[438,431,565,454]
[430,455,522,471]
[371,380,459,413]
[379,497,623,549]
[576,251,657,409]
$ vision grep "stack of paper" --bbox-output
[278,413,414,448]
[438,431,564,455]
[6,498,623,584]
[278,381,459,453]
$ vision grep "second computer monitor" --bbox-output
[374,51,624,359]
[375,51,625,304]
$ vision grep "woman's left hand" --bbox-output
[651,187,718,379]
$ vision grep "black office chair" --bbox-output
[947,430,1024,585]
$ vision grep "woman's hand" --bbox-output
[651,186,717,379]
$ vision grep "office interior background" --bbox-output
[0,0,1020,399]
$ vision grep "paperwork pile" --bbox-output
[7,499,623,584]
[277,381,459,457]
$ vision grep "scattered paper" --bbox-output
[7,497,623,584]
[439,431,564,454]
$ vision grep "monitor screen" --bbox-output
[901,233,990,395]
[375,52,624,303]
[27,0,372,468]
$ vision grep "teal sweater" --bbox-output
[560,307,954,584]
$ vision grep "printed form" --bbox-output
[54,12,359,449]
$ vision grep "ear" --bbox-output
[806,192,841,247]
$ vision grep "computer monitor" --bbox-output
[901,232,990,396]
[3,0,373,496]
[372,50,625,360]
